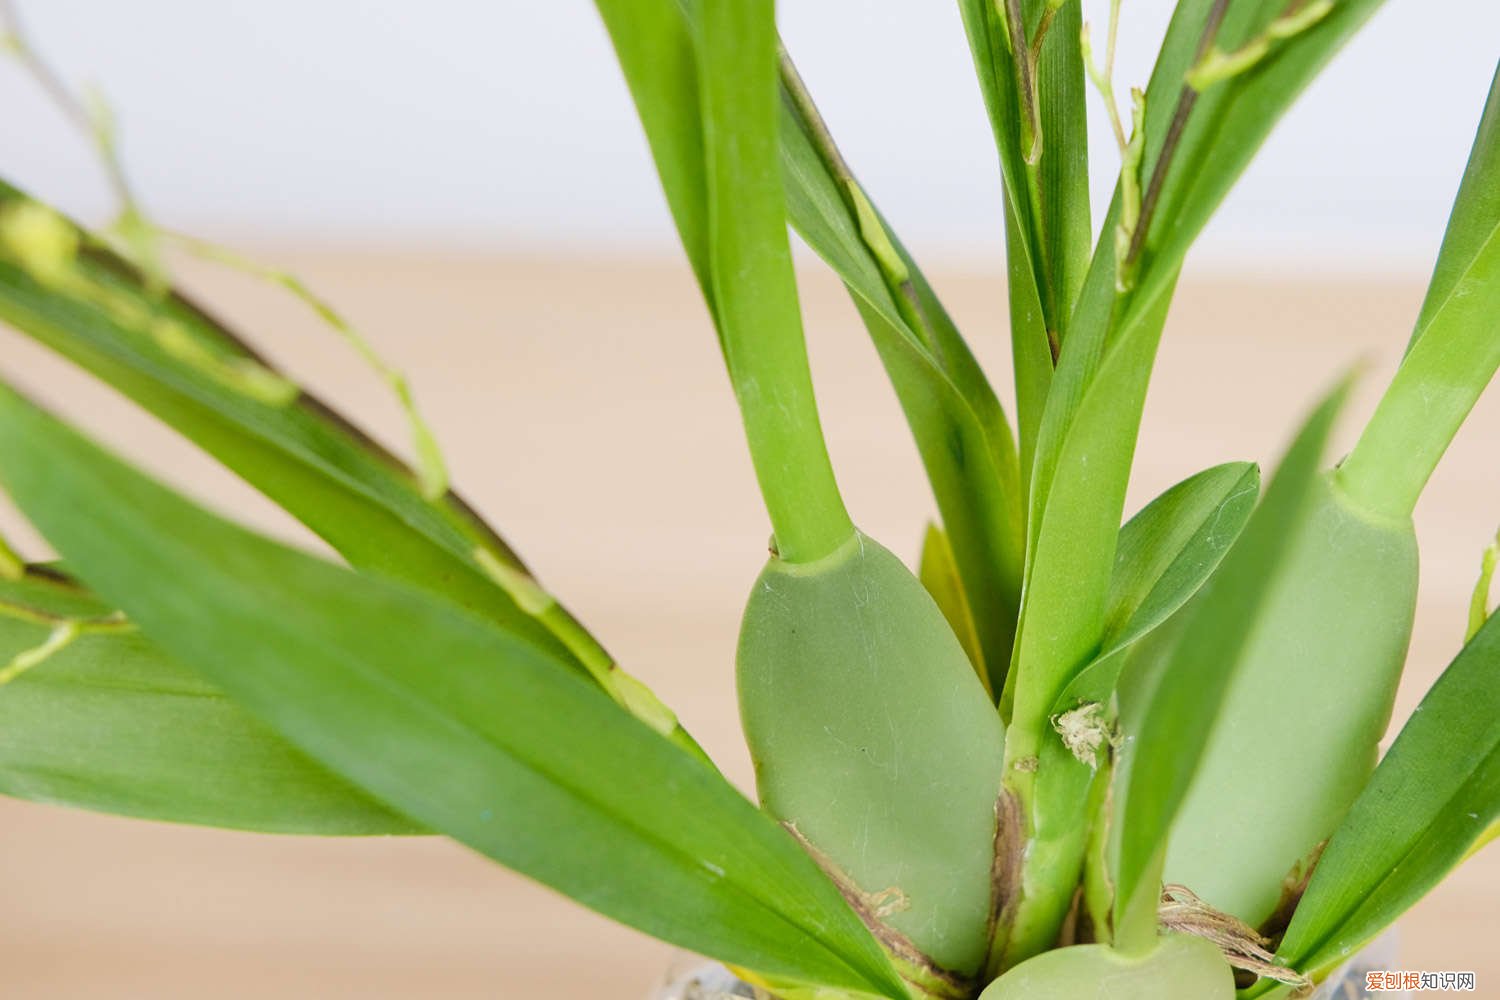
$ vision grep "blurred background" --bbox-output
[1,2,1497,997]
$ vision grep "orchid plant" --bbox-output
[0,2,1496,998]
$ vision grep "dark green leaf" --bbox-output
[0,183,709,752]
[0,382,906,1000]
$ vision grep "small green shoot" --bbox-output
[1469,527,1500,642]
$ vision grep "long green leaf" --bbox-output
[1002,0,1229,767]
[593,0,714,307]
[0,567,415,834]
[0,181,567,658]
[990,284,1176,970]
[1002,279,1175,752]
[1270,610,1500,986]
[1131,0,1386,319]
[1032,1,1092,336]
[1027,0,1386,578]
[1337,63,1500,519]
[0,382,906,1000]
[1110,378,1350,946]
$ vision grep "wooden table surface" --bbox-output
[1,252,1495,997]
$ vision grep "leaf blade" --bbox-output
[1103,461,1260,652]
[0,568,417,835]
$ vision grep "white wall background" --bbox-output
[2,1,1496,272]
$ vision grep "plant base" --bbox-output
[650,935,1404,999]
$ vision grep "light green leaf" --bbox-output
[1337,64,1500,519]
[0,382,906,1000]
[1111,377,1350,945]
[1002,278,1176,752]
[1103,461,1260,652]
[0,567,415,834]
[1406,62,1500,352]
[990,279,1176,970]
[1271,609,1500,986]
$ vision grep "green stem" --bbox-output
[0,620,80,685]
[1122,0,1231,277]
[697,0,854,564]
[162,232,451,501]
[1469,528,1500,642]
[0,596,134,635]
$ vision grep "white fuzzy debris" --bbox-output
[1051,701,1113,768]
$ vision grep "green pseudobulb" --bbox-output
[1165,471,1418,925]
[977,937,1235,1000]
[738,531,1005,980]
